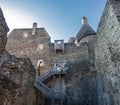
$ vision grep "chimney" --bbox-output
[32,22,37,35]
[82,17,87,25]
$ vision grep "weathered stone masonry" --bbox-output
[0,7,36,105]
[4,0,120,104]
[95,0,120,105]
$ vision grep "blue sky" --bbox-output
[0,0,106,42]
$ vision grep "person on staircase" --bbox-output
[37,60,44,77]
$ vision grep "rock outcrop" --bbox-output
[0,7,35,105]
[95,0,120,105]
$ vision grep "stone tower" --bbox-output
[76,17,96,46]
[6,24,51,69]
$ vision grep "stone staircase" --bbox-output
[34,78,52,98]
[34,67,67,105]
[40,68,66,82]
[40,69,55,82]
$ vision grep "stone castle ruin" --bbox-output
[0,0,120,105]
[6,15,96,105]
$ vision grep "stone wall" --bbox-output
[6,30,90,71]
[0,51,35,105]
[65,64,97,105]
[4,0,120,104]
[0,7,9,59]
[6,28,51,70]
[95,0,120,105]
[6,21,98,105]
[0,7,36,105]
[5,5,98,105]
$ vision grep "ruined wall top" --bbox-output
[95,0,120,104]
[0,7,9,34]
[108,0,120,22]
[0,7,9,59]
[8,24,51,42]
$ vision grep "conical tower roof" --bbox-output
[76,17,96,42]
